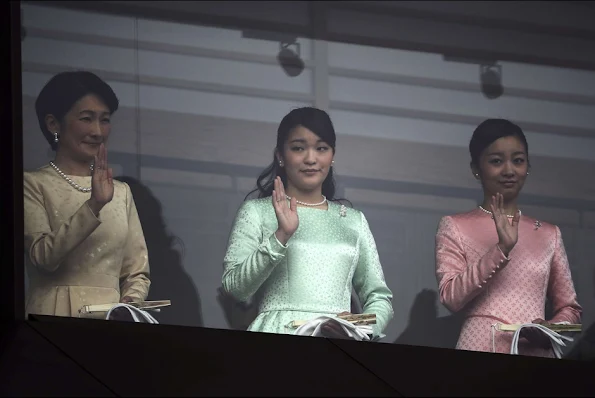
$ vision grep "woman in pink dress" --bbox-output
[435,119,582,357]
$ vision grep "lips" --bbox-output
[300,170,320,178]
[500,181,517,187]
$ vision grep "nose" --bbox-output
[502,161,514,176]
[303,149,316,165]
[89,122,104,139]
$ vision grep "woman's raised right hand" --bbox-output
[87,143,114,216]
[490,192,521,257]
[272,176,298,245]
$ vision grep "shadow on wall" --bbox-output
[116,176,203,328]
[216,287,258,331]
[393,289,465,349]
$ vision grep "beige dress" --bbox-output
[23,165,151,318]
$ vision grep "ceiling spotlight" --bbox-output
[442,55,504,100]
[480,64,503,99]
[277,40,304,78]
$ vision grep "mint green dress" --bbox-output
[222,197,394,339]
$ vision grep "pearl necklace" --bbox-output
[478,205,520,219]
[285,194,327,206]
[49,161,92,193]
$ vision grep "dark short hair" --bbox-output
[246,107,338,200]
[35,71,119,150]
[469,118,529,167]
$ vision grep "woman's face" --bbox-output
[46,94,112,162]
[473,135,529,202]
[277,126,334,194]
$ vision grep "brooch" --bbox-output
[534,220,542,230]
[339,205,347,217]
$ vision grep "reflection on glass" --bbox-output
[20,4,594,357]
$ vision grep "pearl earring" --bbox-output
[527,172,530,175]
[278,161,283,167]
[54,132,59,143]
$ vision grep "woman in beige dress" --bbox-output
[24,71,150,318]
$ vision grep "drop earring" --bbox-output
[54,132,59,143]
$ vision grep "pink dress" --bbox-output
[435,208,582,357]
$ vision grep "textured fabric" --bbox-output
[24,165,151,317]
[435,207,582,357]
[222,198,394,339]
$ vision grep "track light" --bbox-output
[241,30,305,78]
[277,40,304,78]
[480,64,503,99]
[442,55,504,100]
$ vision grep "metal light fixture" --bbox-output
[241,30,305,78]
[480,63,503,99]
[443,55,504,100]
[277,40,304,77]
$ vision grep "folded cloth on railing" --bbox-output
[294,316,372,341]
[105,303,159,324]
[510,322,574,358]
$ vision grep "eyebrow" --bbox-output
[486,151,526,156]
[78,110,111,116]
[289,138,327,144]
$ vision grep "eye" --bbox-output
[80,117,92,122]
[290,146,304,151]
[317,146,329,152]
[101,118,111,124]
[513,158,525,164]
[489,158,502,164]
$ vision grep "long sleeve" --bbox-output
[118,183,151,301]
[222,200,288,302]
[435,216,510,313]
[547,226,582,324]
[23,173,101,272]
[352,212,394,339]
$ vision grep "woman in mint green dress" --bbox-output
[222,107,393,340]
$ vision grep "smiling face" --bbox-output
[277,125,334,195]
[472,135,529,202]
[46,94,112,163]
